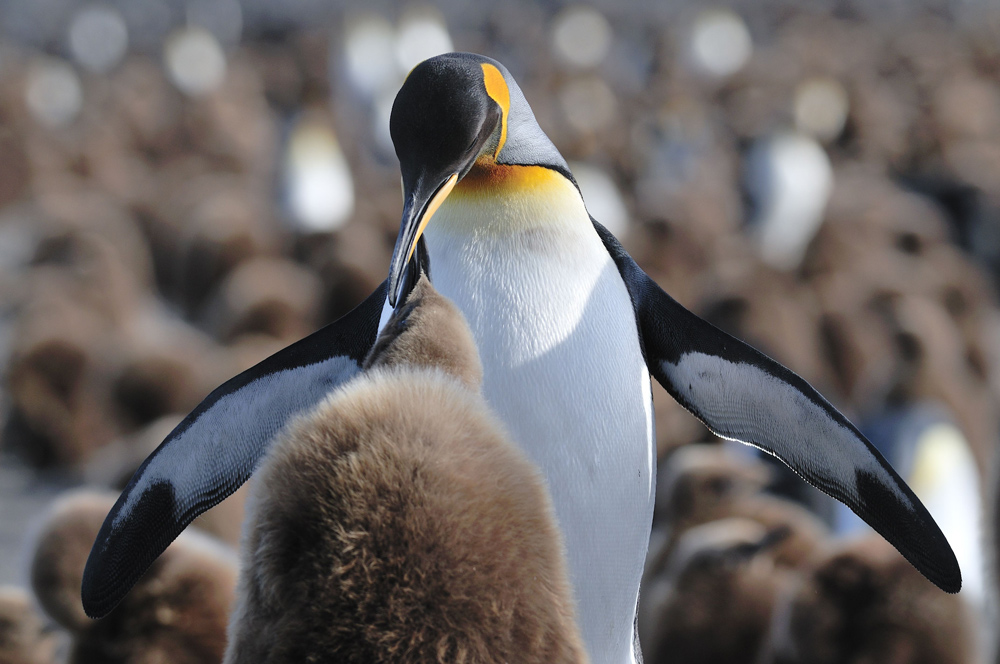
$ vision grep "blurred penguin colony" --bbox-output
[2,0,1000,662]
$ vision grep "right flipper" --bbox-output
[593,220,961,594]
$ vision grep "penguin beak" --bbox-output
[388,172,459,307]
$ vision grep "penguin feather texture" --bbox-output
[226,276,588,664]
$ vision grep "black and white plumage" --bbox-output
[81,283,385,617]
[83,52,959,663]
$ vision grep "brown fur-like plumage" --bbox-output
[763,535,976,664]
[29,491,237,664]
[361,277,483,391]
[226,276,586,664]
[653,445,828,570]
[641,446,829,662]
[642,519,796,664]
[0,586,58,664]
[656,445,772,526]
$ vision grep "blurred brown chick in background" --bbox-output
[29,492,236,664]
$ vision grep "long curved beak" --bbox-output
[388,172,458,307]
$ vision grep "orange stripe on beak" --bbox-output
[406,172,458,264]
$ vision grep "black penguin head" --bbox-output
[385,53,570,307]
[390,53,504,192]
[386,53,507,306]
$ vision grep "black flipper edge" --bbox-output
[81,281,389,618]
[593,220,961,594]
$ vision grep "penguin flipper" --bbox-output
[593,221,961,594]
[81,281,388,619]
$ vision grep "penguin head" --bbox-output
[666,519,790,584]
[387,52,569,306]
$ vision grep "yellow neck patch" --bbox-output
[481,63,510,158]
[435,162,586,235]
[455,161,565,193]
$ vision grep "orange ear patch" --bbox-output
[481,63,510,157]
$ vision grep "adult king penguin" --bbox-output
[82,53,960,663]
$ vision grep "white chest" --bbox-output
[414,174,655,664]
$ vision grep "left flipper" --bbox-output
[593,221,961,594]
[81,281,388,619]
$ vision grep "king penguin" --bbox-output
[82,53,960,664]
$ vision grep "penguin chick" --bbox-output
[641,493,826,649]
[764,535,976,664]
[652,445,828,572]
[726,495,828,570]
[30,491,236,664]
[656,445,772,527]
[4,288,117,468]
[0,586,58,664]
[641,518,796,664]
[171,183,278,318]
[361,273,482,391]
[225,274,587,664]
[202,256,322,344]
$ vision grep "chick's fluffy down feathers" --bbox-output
[226,367,586,664]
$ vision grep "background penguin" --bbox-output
[0,586,58,664]
[86,52,959,664]
[655,445,772,526]
[639,445,830,649]
[651,445,829,570]
[640,518,796,664]
[225,273,587,664]
[761,535,977,664]
[30,491,236,664]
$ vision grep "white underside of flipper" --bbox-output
[112,355,360,529]
[415,173,654,664]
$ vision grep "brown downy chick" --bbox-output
[651,445,829,574]
[29,491,236,664]
[763,535,976,664]
[226,274,587,664]
[0,586,58,664]
[201,257,323,345]
[656,445,772,527]
[642,519,797,664]
[361,273,483,390]
[4,286,118,468]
